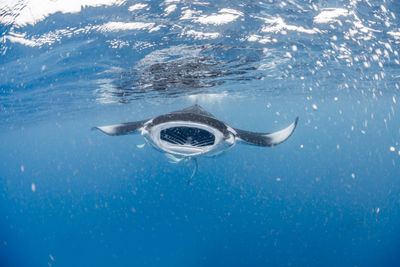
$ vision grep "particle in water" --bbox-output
[31,183,36,192]
[276,177,281,181]
[300,144,304,148]
[390,146,395,152]
[20,165,24,172]
[136,143,145,149]
[351,173,355,179]
[376,207,380,214]
[312,104,318,110]
[291,45,297,52]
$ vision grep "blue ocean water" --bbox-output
[1,0,400,266]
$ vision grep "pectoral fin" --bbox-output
[92,120,148,136]
[234,117,298,147]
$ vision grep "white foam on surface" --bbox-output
[128,3,148,11]
[164,5,177,16]
[260,16,319,34]
[314,8,349,24]
[185,30,220,40]
[0,0,126,27]
[194,8,243,25]
[97,22,155,32]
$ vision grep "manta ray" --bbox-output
[93,105,298,178]
[93,104,299,157]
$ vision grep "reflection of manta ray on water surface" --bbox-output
[93,104,298,180]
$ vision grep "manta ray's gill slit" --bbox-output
[160,127,215,147]
[163,133,186,145]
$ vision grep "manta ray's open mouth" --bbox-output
[146,120,226,157]
[160,127,215,147]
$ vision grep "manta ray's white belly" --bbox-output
[144,121,230,157]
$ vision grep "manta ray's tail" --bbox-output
[187,158,198,185]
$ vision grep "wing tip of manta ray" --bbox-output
[91,125,120,136]
[288,116,299,137]
[293,116,299,133]
[91,126,102,133]
[269,116,299,146]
